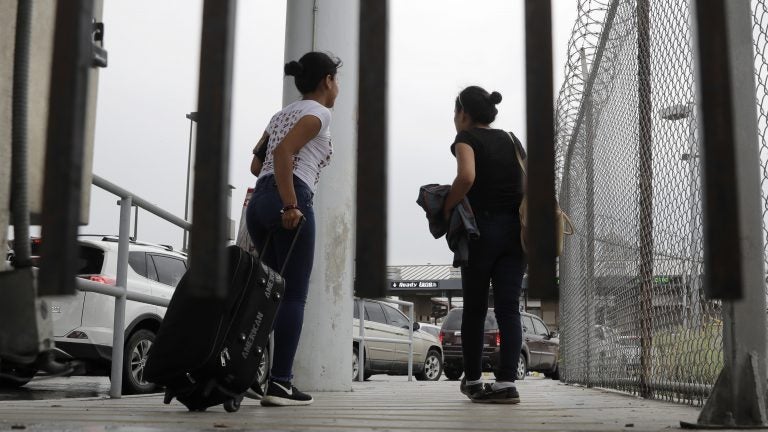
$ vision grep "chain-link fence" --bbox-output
[556,0,768,405]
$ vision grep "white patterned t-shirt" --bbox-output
[259,99,333,192]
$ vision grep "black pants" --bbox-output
[461,210,526,382]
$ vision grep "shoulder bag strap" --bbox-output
[507,132,528,176]
[507,132,527,176]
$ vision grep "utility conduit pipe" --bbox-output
[11,0,33,267]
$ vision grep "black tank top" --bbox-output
[450,128,525,212]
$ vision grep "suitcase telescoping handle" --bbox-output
[257,216,306,276]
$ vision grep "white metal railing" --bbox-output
[84,174,190,398]
[353,298,414,382]
[76,277,169,308]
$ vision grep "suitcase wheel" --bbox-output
[163,389,174,405]
[224,397,241,413]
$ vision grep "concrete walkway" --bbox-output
[0,375,716,431]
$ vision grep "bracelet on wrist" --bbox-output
[280,204,300,214]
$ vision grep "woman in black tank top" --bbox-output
[443,86,526,404]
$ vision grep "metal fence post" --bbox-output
[684,0,768,427]
[684,112,703,329]
[636,0,655,400]
[108,196,132,398]
[580,48,597,387]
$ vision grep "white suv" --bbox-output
[48,236,187,394]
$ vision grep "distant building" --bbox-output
[386,265,560,329]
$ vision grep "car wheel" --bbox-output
[544,363,560,380]
[416,350,443,381]
[0,362,36,388]
[352,347,360,381]
[122,329,157,395]
[352,347,371,381]
[443,367,462,380]
[246,346,270,399]
[516,353,527,381]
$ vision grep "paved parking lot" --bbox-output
[0,375,708,431]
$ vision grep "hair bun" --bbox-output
[489,91,502,105]
[284,61,303,76]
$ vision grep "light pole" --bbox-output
[659,102,700,328]
[183,112,198,252]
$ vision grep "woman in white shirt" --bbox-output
[247,51,341,407]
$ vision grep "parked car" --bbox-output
[2,236,187,394]
[417,322,442,338]
[353,299,443,381]
[440,308,560,381]
[593,324,640,378]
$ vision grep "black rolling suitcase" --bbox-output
[145,224,302,412]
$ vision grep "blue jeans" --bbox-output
[246,174,316,383]
[460,210,526,382]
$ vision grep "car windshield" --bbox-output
[441,309,498,330]
[441,309,462,330]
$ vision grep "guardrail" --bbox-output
[353,298,414,382]
[87,174,189,398]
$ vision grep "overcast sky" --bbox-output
[79,0,579,266]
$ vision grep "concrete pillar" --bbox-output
[284,0,358,392]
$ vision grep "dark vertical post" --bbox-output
[694,1,742,300]
[39,0,95,296]
[636,0,654,399]
[524,0,557,300]
[683,0,768,427]
[355,0,388,299]
[188,0,237,298]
